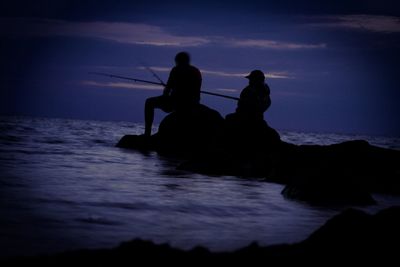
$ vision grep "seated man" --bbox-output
[144,52,202,136]
[224,70,279,156]
[236,69,271,121]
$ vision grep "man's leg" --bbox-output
[144,95,172,136]
[144,97,158,136]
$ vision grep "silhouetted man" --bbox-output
[235,69,271,120]
[144,52,202,136]
[224,70,279,156]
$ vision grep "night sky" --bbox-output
[1,0,399,136]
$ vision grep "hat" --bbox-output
[245,70,265,81]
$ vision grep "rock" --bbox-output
[179,139,400,205]
[299,206,400,262]
[116,104,400,205]
[281,177,377,205]
[116,134,156,151]
[178,112,282,177]
[277,140,400,204]
[5,207,399,264]
[280,140,376,205]
[222,112,281,158]
[155,104,224,156]
[116,104,224,157]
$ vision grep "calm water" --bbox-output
[0,115,399,258]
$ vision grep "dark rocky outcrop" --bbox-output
[116,134,157,151]
[177,115,282,177]
[116,105,400,205]
[281,177,377,205]
[222,112,281,159]
[278,140,400,204]
[4,206,399,265]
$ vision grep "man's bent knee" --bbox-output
[145,97,159,108]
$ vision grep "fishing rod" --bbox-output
[89,72,240,101]
[89,72,163,86]
[139,62,167,86]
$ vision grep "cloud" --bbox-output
[227,39,326,49]
[138,66,292,79]
[265,72,293,79]
[202,69,293,79]
[1,18,325,50]
[274,90,314,98]
[138,66,170,72]
[309,15,400,33]
[82,80,162,91]
[216,88,239,93]
[0,18,209,47]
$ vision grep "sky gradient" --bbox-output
[1,0,399,136]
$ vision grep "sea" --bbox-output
[1,115,399,258]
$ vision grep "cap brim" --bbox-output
[245,75,250,79]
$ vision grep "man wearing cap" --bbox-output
[236,69,271,120]
[144,52,202,136]
[223,70,279,157]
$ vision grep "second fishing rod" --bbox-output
[89,72,240,101]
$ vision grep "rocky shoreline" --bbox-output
[3,206,399,265]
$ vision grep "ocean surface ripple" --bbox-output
[0,115,399,257]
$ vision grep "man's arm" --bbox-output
[194,67,202,92]
[163,86,171,96]
[163,67,176,96]
[260,84,271,112]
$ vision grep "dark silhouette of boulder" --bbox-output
[178,113,282,177]
[222,113,281,158]
[297,206,400,263]
[281,176,376,205]
[155,104,224,156]
[277,140,400,204]
[179,139,399,205]
[116,134,156,151]
[116,104,224,157]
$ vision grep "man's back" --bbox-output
[167,64,202,106]
[237,83,271,117]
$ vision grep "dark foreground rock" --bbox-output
[4,206,399,265]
